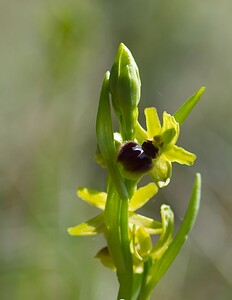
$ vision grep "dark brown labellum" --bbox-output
[142,140,159,158]
[117,142,154,173]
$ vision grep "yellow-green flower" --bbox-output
[68,182,175,273]
[68,182,160,237]
[135,108,196,187]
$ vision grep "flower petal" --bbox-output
[67,213,105,236]
[145,107,161,138]
[129,183,158,211]
[135,121,148,144]
[163,145,196,165]
[161,112,179,145]
[129,212,162,234]
[77,187,106,210]
[136,227,153,257]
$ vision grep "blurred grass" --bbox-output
[0,0,232,299]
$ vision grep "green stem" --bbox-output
[105,180,133,300]
[119,179,138,300]
[117,197,133,300]
[137,258,153,300]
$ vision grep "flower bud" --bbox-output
[109,43,141,140]
[95,247,115,270]
[149,158,172,188]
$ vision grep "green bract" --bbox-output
[68,43,204,300]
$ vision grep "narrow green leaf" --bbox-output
[96,71,115,162]
[137,174,201,300]
[174,87,205,125]
[149,173,201,288]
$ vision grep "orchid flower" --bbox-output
[67,43,204,300]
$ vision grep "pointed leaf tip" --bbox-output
[174,87,206,125]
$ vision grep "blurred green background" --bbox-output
[1,0,232,299]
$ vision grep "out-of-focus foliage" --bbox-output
[0,0,232,299]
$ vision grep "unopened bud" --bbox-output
[110,43,141,140]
